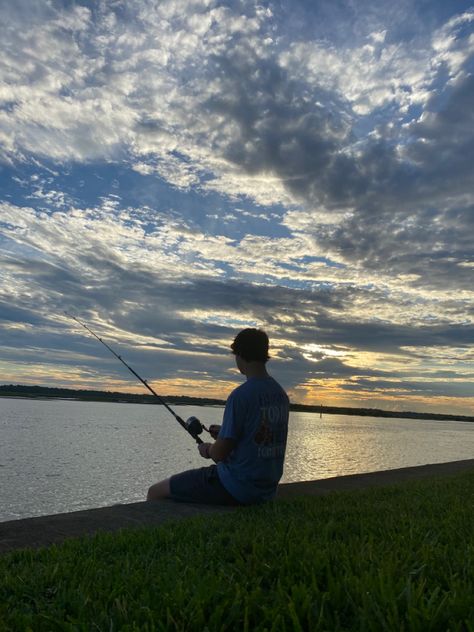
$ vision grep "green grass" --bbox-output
[1,472,474,631]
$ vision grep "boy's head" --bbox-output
[231,328,270,364]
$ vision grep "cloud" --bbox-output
[341,376,474,399]
[2,1,472,217]
[0,1,473,412]
[1,195,472,403]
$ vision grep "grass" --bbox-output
[1,472,474,631]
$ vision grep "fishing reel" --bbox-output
[185,416,206,438]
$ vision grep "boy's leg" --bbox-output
[168,466,241,505]
[147,478,171,501]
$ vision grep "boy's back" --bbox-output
[217,375,289,504]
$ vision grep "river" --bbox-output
[1,397,473,522]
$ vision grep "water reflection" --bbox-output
[283,411,474,483]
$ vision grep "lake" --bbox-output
[1,397,474,522]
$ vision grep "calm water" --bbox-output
[1,397,474,522]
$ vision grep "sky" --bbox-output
[0,0,473,415]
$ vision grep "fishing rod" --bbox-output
[65,312,207,444]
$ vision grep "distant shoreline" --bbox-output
[1,384,473,423]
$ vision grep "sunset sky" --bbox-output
[1,0,473,414]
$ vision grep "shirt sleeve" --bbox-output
[219,391,245,441]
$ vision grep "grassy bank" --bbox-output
[1,472,473,631]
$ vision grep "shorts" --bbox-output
[169,465,241,506]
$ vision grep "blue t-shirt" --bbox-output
[217,376,289,504]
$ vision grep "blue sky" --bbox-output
[0,0,473,413]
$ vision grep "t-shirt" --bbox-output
[216,376,289,504]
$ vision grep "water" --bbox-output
[1,397,473,522]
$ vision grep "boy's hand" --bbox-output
[198,442,212,459]
[209,424,221,440]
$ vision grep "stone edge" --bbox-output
[1,459,474,555]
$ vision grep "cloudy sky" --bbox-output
[1,0,473,414]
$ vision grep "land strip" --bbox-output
[1,384,473,422]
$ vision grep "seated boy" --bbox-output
[147,328,289,505]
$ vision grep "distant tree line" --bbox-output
[289,402,474,423]
[0,384,225,407]
[1,384,473,423]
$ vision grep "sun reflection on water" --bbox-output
[282,411,474,483]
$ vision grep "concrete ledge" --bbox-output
[276,458,474,497]
[1,459,474,555]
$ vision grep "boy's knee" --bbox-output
[146,485,155,501]
[147,479,171,501]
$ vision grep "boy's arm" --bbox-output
[198,390,241,462]
[199,438,236,462]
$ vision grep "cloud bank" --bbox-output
[0,0,473,413]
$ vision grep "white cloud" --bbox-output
[280,9,474,119]
[432,10,474,76]
[2,0,472,213]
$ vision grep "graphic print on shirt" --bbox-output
[254,391,288,459]
[254,406,273,445]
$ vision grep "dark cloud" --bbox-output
[342,377,474,398]
[2,244,472,395]
[0,301,47,326]
[205,43,357,206]
[3,235,472,353]
[295,356,383,378]
[403,73,474,202]
[200,22,474,292]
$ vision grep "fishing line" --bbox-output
[65,312,207,444]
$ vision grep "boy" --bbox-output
[147,328,289,505]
